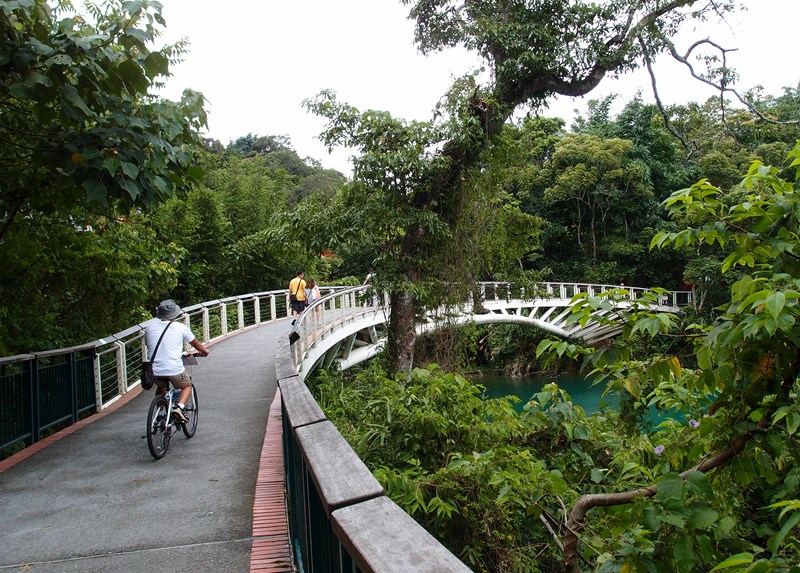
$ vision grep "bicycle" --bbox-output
[144,354,200,459]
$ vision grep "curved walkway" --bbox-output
[0,319,292,572]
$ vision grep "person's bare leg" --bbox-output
[178,384,192,405]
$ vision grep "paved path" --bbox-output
[0,318,292,573]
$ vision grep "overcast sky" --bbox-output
[157,1,800,177]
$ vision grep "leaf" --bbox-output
[686,471,713,498]
[709,553,754,571]
[765,291,785,319]
[667,356,682,378]
[787,411,800,436]
[770,511,800,556]
[82,180,108,205]
[643,505,661,532]
[687,506,718,528]
[674,535,695,573]
[121,161,140,179]
[103,157,121,175]
[62,84,94,117]
[655,472,683,501]
[623,377,641,399]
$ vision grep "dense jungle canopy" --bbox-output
[2,1,800,572]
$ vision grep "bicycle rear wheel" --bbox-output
[182,385,199,438]
[146,395,171,459]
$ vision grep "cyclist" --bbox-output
[144,299,209,423]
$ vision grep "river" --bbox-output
[475,374,615,414]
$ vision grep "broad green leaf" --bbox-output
[765,291,785,319]
[656,472,684,501]
[709,553,754,571]
[103,157,121,175]
[787,411,800,435]
[82,180,108,205]
[121,162,140,179]
[674,535,695,573]
[62,84,93,117]
[686,471,713,498]
[643,506,660,532]
[770,511,800,556]
[688,506,718,528]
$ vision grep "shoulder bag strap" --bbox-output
[150,320,174,361]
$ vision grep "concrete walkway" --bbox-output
[0,319,292,573]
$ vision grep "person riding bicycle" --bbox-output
[144,299,209,423]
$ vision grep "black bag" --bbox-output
[141,321,173,390]
[141,361,156,390]
[290,279,302,304]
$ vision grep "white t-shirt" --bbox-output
[305,286,320,303]
[144,319,196,376]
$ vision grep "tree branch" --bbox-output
[638,36,698,156]
[562,415,769,573]
[656,32,800,127]
[516,0,698,103]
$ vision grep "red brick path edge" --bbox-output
[250,388,295,572]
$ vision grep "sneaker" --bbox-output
[172,405,188,424]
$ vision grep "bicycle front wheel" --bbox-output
[146,395,171,459]
[182,385,199,438]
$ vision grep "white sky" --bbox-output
[157,1,800,177]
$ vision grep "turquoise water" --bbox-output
[475,374,689,432]
[475,374,615,414]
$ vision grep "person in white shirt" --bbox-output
[144,299,209,423]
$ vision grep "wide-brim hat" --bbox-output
[156,299,183,320]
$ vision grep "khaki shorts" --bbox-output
[155,370,192,390]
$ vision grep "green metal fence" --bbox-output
[1,346,96,457]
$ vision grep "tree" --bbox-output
[0,0,208,352]
[539,144,800,571]
[308,0,742,372]
[0,209,182,354]
[0,0,208,239]
[543,134,652,261]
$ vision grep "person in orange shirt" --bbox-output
[289,270,307,316]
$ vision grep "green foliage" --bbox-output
[0,209,181,354]
[0,0,208,352]
[151,145,341,301]
[535,144,800,570]
[310,363,693,572]
[0,0,208,236]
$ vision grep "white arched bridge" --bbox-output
[290,281,692,380]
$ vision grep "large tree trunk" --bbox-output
[388,289,418,373]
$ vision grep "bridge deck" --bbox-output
[0,319,293,573]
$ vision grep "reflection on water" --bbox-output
[475,374,616,414]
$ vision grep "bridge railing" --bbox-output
[479,281,693,307]
[0,288,344,459]
[289,285,388,372]
[278,326,473,572]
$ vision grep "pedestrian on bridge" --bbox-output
[305,277,322,318]
[289,270,307,317]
